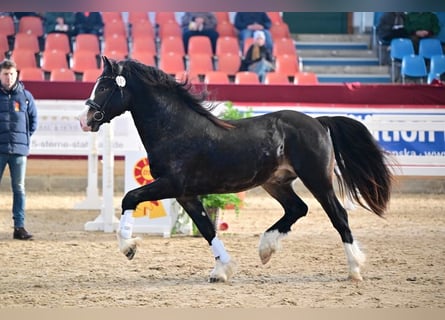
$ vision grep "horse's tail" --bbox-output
[316,116,394,217]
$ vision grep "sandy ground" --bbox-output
[0,188,444,308]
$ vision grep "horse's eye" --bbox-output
[97,86,105,92]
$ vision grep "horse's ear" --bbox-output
[102,56,112,73]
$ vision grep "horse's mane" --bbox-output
[120,59,234,129]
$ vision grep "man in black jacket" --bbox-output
[0,59,38,240]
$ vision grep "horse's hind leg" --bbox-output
[259,182,308,265]
[302,177,365,281]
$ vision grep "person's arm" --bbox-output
[203,13,217,30]
[25,91,38,136]
[181,12,192,29]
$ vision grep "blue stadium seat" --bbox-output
[418,38,443,60]
[429,54,445,76]
[401,54,427,83]
[390,38,415,82]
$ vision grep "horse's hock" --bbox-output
[0,158,443,194]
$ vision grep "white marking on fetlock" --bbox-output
[258,230,287,264]
[116,210,142,259]
[211,237,230,264]
[209,259,237,283]
[344,242,366,281]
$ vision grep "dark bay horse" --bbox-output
[79,56,393,283]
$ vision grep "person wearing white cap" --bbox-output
[239,30,275,83]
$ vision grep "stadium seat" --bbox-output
[187,36,213,57]
[429,54,445,77]
[216,36,240,56]
[390,38,415,82]
[19,67,44,81]
[71,50,100,73]
[159,36,185,56]
[74,34,101,55]
[128,12,150,25]
[267,12,284,24]
[18,16,44,37]
[82,68,103,82]
[215,53,241,76]
[44,32,71,54]
[0,34,10,57]
[155,12,177,27]
[269,23,291,40]
[0,15,15,37]
[13,33,40,53]
[103,34,129,56]
[401,54,427,83]
[40,49,69,73]
[418,38,443,60]
[158,21,182,40]
[103,19,127,38]
[274,54,299,77]
[131,20,155,39]
[187,53,214,77]
[293,72,319,85]
[132,34,156,52]
[204,71,230,84]
[10,49,38,69]
[102,49,127,61]
[264,72,290,84]
[130,49,156,66]
[272,37,297,57]
[234,71,260,84]
[214,12,230,24]
[158,51,185,75]
[101,12,123,23]
[50,68,76,82]
[216,21,237,37]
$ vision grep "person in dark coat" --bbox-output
[234,12,274,52]
[74,12,104,37]
[376,12,408,44]
[0,59,38,240]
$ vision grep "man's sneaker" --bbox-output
[13,227,33,240]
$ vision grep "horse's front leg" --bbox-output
[117,178,179,260]
[177,197,236,283]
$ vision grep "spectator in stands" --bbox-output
[376,12,408,43]
[181,12,219,54]
[234,12,273,52]
[405,12,441,53]
[43,12,76,38]
[0,59,38,240]
[239,30,275,83]
[74,12,104,37]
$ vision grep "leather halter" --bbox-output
[85,75,123,122]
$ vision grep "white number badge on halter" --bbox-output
[116,75,126,88]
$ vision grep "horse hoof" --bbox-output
[259,250,272,265]
[208,276,225,283]
[124,247,136,260]
[348,272,363,282]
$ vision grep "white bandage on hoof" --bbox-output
[119,210,135,239]
[211,237,230,264]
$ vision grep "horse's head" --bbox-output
[79,56,132,132]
